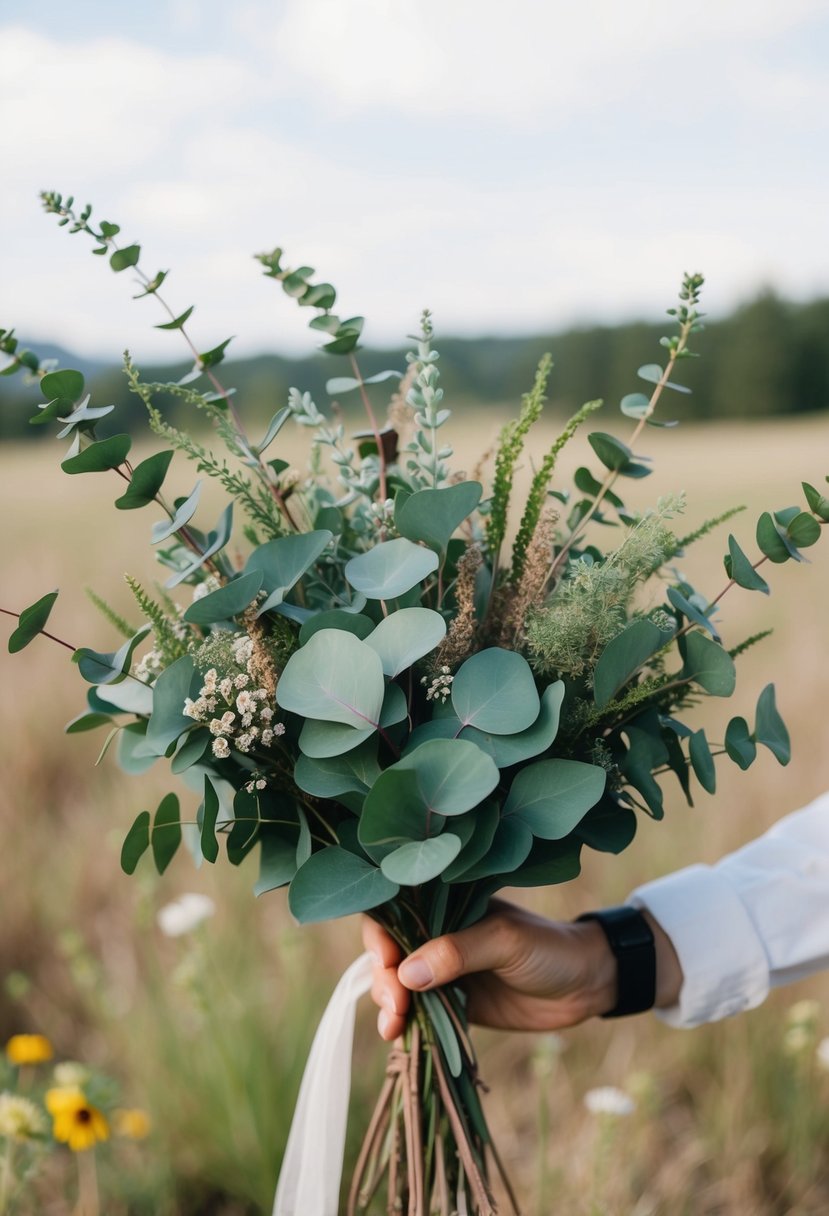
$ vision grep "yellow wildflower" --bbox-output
[0,1092,47,1140]
[45,1088,109,1152]
[5,1034,53,1066]
[114,1107,151,1140]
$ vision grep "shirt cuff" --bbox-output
[629,864,771,1028]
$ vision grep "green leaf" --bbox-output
[151,482,202,543]
[637,363,690,393]
[359,770,445,862]
[170,729,210,774]
[299,610,375,645]
[619,392,650,418]
[115,450,174,510]
[255,408,291,456]
[121,811,150,875]
[289,848,398,924]
[41,369,84,402]
[345,538,439,600]
[803,481,829,522]
[295,739,381,801]
[724,717,756,770]
[666,587,720,639]
[245,530,333,613]
[461,681,564,768]
[151,793,181,874]
[277,630,385,727]
[325,376,361,394]
[593,619,668,709]
[198,337,233,369]
[392,738,500,816]
[786,511,821,549]
[7,590,59,653]
[165,503,234,589]
[110,244,141,272]
[421,991,463,1077]
[201,776,220,863]
[754,683,791,765]
[576,800,637,854]
[144,655,197,754]
[680,631,736,696]
[689,729,717,793]
[573,467,624,508]
[725,534,769,593]
[452,647,539,734]
[117,724,158,775]
[62,434,131,474]
[380,834,462,885]
[621,723,668,818]
[65,711,114,734]
[504,759,606,839]
[55,397,114,437]
[456,817,533,881]
[364,608,446,678]
[254,829,300,896]
[508,836,583,887]
[588,431,633,471]
[298,718,375,758]
[301,283,337,309]
[441,802,500,881]
[395,482,483,555]
[756,512,793,563]
[155,305,194,331]
[183,571,264,625]
[74,624,151,685]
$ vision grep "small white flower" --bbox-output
[202,668,218,693]
[53,1061,91,1087]
[157,893,216,937]
[273,722,286,736]
[236,691,253,714]
[583,1087,636,1118]
[256,779,267,790]
[816,1037,829,1071]
[236,733,253,753]
[261,707,274,722]
[184,698,201,720]
[219,678,233,701]
[234,673,250,689]
[220,711,235,731]
[261,729,274,746]
[209,718,225,736]
[212,737,230,759]
[0,1092,47,1140]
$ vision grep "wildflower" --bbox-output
[212,737,230,759]
[6,1034,53,1066]
[45,1088,109,1152]
[236,690,253,714]
[816,1037,829,1071]
[583,1086,636,1117]
[234,673,250,689]
[157,893,216,937]
[0,1092,47,1140]
[53,1062,91,1088]
[421,667,453,702]
[236,733,253,753]
[113,1107,151,1140]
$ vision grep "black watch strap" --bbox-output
[577,905,656,1018]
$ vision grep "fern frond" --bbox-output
[675,505,746,551]
[125,575,190,664]
[729,628,773,660]
[85,588,137,639]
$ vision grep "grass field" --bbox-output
[1,410,828,1214]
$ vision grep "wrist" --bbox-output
[571,919,619,1018]
[640,909,683,1009]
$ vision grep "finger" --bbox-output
[371,967,411,1017]
[361,917,403,968]
[397,916,518,992]
[377,1008,406,1042]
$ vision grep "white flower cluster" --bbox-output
[421,666,453,702]
[134,606,190,683]
[184,634,285,760]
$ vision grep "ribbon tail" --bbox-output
[273,951,374,1216]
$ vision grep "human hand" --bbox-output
[362,899,620,1041]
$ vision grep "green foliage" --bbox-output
[124,574,191,666]
[486,353,552,556]
[85,588,137,639]
[6,590,60,653]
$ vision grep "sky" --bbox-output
[1,0,828,363]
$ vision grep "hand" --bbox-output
[362,899,620,1041]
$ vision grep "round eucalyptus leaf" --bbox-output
[359,770,446,862]
[295,740,381,800]
[451,647,539,734]
[593,619,668,709]
[115,450,174,510]
[754,683,790,765]
[151,482,202,544]
[289,848,399,924]
[277,630,385,727]
[299,610,375,645]
[61,433,132,475]
[455,817,533,882]
[364,608,446,677]
[74,624,152,685]
[345,538,438,600]
[380,834,462,885]
[680,630,736,697]
[7,589,59,654]
[183,571,264,625]
[144,655,198,755]
[462,681,564,767]
[724,716,756,770]
[94,680,154,715]
[689,729,717,794]
[395,482,483,554]
[245,530,333,606]
[299,718,375,758]
[504,759,606,839]
[394,738,499,816]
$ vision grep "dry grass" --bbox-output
[1,411,828,1214]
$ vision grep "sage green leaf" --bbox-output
[619,392,650,418]
[152,482,202,543]
[689,729,717,793]
[7,590,59,653]
[725,534,769,593]
[228,790,261,866]
[94,726,122,767]
[504,759,606,839]
[573,467,625,508]
[117,724,158,775]
[299,610,375,644]
[393,738,500,816]
[246,530,333,613]
[198,337,232,369]
[120,811,150,875]
[680,631,736,696]
[144,655,197,754]
[294,740,381,800]
[165,503,234,589]
[456,817,533,881]
[289,848,399,923]
[41,368,84,402]
[588,431,634,471]
[115,450,174,510]
[754,683,791,765]
[576,800,638,854]
[637,363,690,393]
[201,776,220,863]
[74,624,151,685]
[170,729,210,774]
[325,376,361,394]
[756,511,793,563]
[593,619,667,709]
[666,586,719,638]
[65,711,114,734]
[254,829,299,896]
[152,793,181,874]
[452,647,539,734]
[803,481,829,522]
[725,717,756,770]
[255,407,290,456]
[301,283,336,309]
[508,837,582,887]
[786,511,821,548]
[441,802,500,881]
[277,630,385,727]
[345,538,438,600]
[183,571,264,624]
[298,718,375,758]
[421,991,463,1077]
[359,770,446,862]
[155,305,194,330]
[461,681,565,767]
[621,724,667,818]
[380,834,462,885]
[364,608,446,677]
[94,681,154,715]
[110,244,140,272]
[395,482,483,554]
[62,434,131,474]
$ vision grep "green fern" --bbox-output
[125,575,190,664]
[85,589,137,639]
[675,505,746,552]
[729,629,773,660]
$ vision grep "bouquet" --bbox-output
[3,191,828,1215]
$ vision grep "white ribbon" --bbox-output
[273,952,374,1216]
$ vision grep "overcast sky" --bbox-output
[2,0,828,363]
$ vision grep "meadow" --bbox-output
[1,408,828,1215]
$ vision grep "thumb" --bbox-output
[397,920,511,991]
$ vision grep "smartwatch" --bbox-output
[577,905,656,1017]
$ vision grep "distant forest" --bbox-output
[2,290,828,441]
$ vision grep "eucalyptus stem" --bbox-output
[349,354,389,504]
[0,607,75,653]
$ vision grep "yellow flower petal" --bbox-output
[5,1034,53,1066]
[114,1107,151,1140]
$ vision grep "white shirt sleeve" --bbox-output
[628,789,829,1028]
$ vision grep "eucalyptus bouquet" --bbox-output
[4,192,829,1216]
